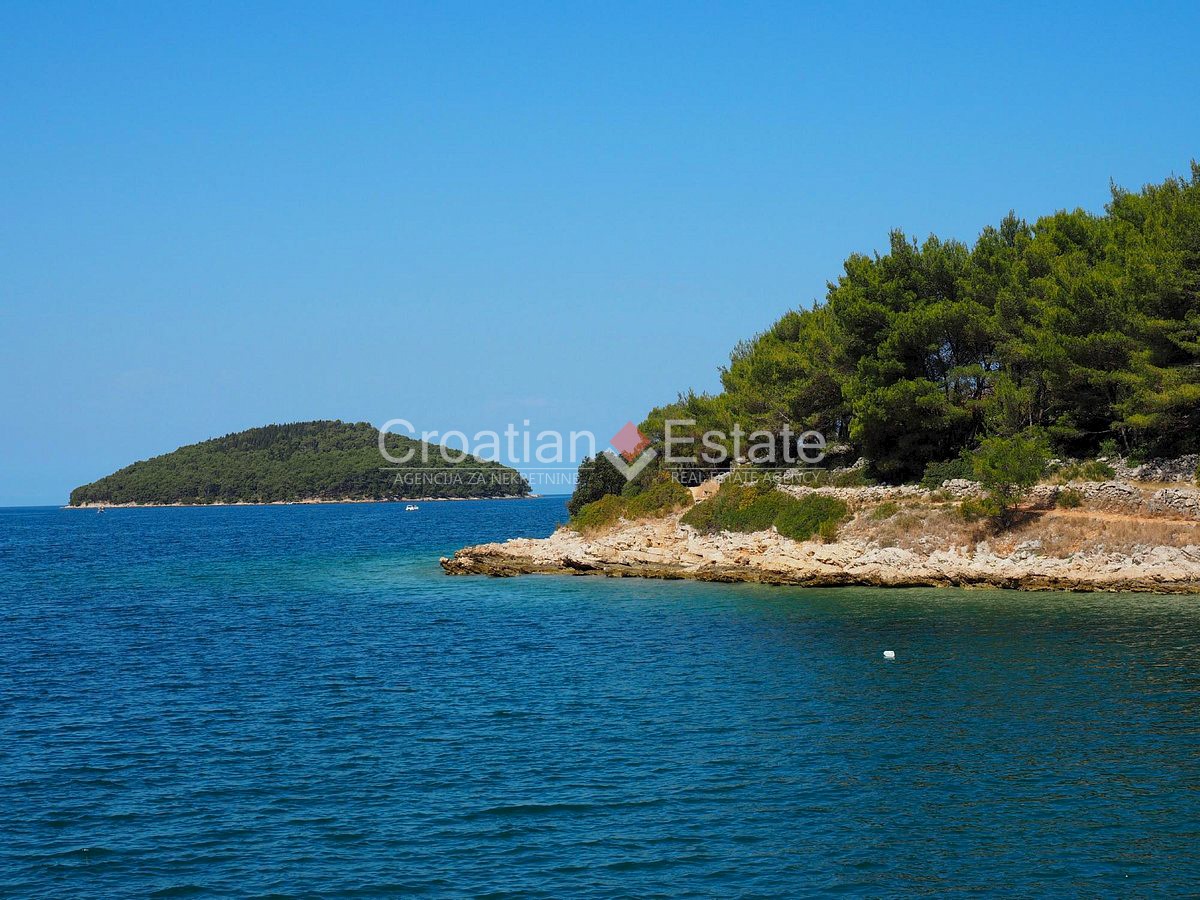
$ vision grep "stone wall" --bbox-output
[1107,455,1199,483]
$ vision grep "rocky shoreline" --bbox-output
[442,481,1200,594]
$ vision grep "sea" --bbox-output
[2,498,1198,896]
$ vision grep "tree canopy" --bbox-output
[640,164,1200,483]
[566,455,628,516]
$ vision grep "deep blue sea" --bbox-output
[2,498,1199,896]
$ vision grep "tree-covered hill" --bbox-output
[69,421,530,505]
[640,164,1200,483]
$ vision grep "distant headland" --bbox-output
[68,420,530,507]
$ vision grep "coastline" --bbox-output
[66,494,539,509]
[442,482,1200,594]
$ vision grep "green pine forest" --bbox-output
[638,164,1200,484]
[69,421,530,505]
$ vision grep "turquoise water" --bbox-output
[2,499,1199,896]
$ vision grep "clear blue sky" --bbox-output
[2,2,1198,505]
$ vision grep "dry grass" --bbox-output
[843,501,979,551]
[846,498,1200,557]
[992,512,1200,556]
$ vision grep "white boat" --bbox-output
[405,504,420,511]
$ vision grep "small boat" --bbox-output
[405,504,420,511]
[96,506,105,515]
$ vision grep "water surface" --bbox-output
[2,499,1198,895]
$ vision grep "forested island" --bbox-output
[69,420,530,506]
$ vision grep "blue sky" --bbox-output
[2,2,1198,505]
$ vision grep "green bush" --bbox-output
[619,454,668,497]
[957,497,995,522]
[870,500,900,520]
[624,478,693,518]
[567,454,627,516]
[775,495,850,541]
[681,480,847,542]
[569,494,626,532]
[920,456,973,489]
[817,517,841,543]
[680,480,781,533]
[1057,488,1083,509]
[570,476,691,532]
[1055,459,1116,482]
[971,433,1050,526]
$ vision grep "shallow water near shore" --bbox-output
[3,498,1199,896]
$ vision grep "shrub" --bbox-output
[570,476,691,532]
[1057,488,1083,509]
[775,495,850,541]
[920,456,973,489]
[817,518,840,543]
[681,480,847,543]
[623,477,693,519]
[567,455,627,516]
[569,494,626,532]
[870,500,900,520]
[1055,459,1116,483]
[957,497,994,522]
[970,433,1050,527]
[680,480,781,533]
[620,454,665,497]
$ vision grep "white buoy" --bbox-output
[883,650,896,660]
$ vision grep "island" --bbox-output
[444,165,1200,592]
[69,420,530,506]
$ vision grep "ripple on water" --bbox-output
[2,502,1200,896]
